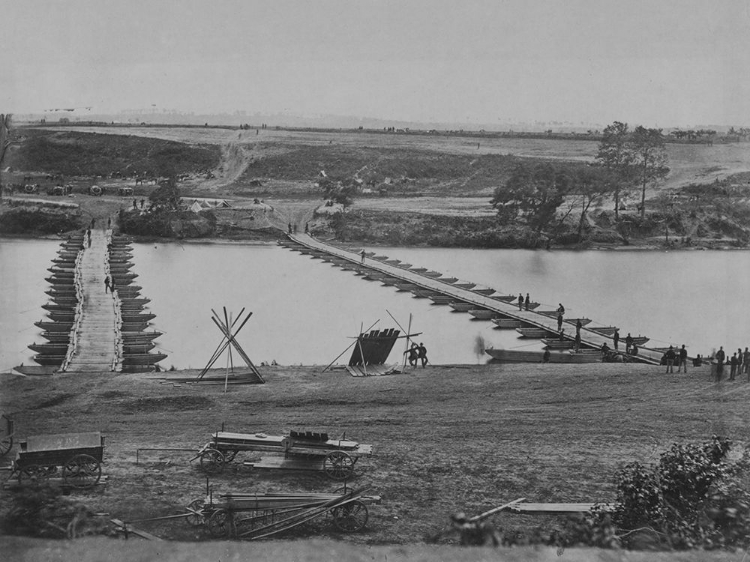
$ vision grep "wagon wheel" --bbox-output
[0,435,12,456]
[222,450,238,463]
[186,499,207,527]
[323,451,354,480]
[332,500,368,532]
[207,508,234,538]
[62,454,101,488]
[199,448,225,474]
[19,464,50,487]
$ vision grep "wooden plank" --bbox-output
[110,518,163,541]
[244,456,326,472]
[506,502,616,514]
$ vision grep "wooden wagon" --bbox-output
[196,430,373,480]
[8,432,104,488]
[185,486,380,539]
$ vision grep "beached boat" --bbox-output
[449,302,474,312]
[468,309,499,320]
[492,318,523,329]
[485,348,601,364]
[516,327,553,338]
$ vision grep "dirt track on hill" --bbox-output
[1,362,748,548]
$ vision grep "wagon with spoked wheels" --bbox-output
[195,429,373,480]
[8,432,105,489]
[185,486,380,539]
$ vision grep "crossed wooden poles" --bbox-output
[197,308,263,381]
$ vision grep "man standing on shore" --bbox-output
[417,343,428,368]
[665,346,676,373]
[525,293,530,311]
[518,293,523,311]
[613,329,619,351]
[625,333,633,354]
[744,348,750,378]
[679,344,688,373]
[715,346,725,382]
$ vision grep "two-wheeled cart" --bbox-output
[185,486,380,539]
[7,432,104,488]
[195,430,373,480]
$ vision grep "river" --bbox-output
[2,239,749,371]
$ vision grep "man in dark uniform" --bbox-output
[417,343,428,367]
[517,293,523,311]
[715,346,725,382]
[665,346,676,373]
[613,329,619,351]
[679,345,688,373]
[524,293,530,311]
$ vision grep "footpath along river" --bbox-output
[2,238,749,371]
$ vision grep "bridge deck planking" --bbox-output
[287,234,661,365]
[65,229,118,372]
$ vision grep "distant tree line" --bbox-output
[490,121,669,240]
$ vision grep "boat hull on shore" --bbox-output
[485,348,601,364]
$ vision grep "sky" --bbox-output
[4,0,750,127]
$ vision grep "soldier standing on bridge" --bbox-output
[517,293,523,311]
[525,293,530,311]
[360,249,366,264]
[104,275,110,293]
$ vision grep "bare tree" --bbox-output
[0,114,11,202]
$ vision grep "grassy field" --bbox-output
[1,362,748,548]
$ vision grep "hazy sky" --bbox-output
[4,0,750,126]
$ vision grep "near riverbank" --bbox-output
[1,361,747,552]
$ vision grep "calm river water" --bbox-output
[2,239,749,371]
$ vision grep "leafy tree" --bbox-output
[596,121,635,219]
[630,126,669,218]
[490,162,569,232]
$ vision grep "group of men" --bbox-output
[712,346,750,382]
[404,342,429,368]
[662,345,690,373]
